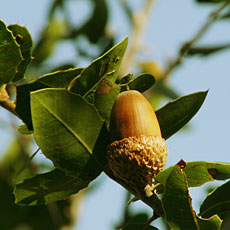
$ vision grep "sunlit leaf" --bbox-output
[8,24,33,82]
[197,215,222,229]
[162,166,198,229]
[70,37,128,96]
[0,19,23,84]
[31,88,103,177]
[156,91,208,139]
[156,161,230,187]
[94,78,120,122]
[16,68,83,129]
[17,124,33,135]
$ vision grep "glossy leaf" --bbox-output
[31,88,103,177]
[8,24,33,82]
[162,166,198,229]
[156,161,230,187]
[186,45,230,57]
[14,169,90,205]
[156,91,208,140]
[200,180,230,218]
[120,73,156,93]
[70,37,128,96]
[0,19,23,84]
[16,68,83,129]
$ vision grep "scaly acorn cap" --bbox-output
[107,90,168,197]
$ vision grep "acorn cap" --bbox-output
[107,90,168,197]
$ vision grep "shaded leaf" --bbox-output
[70,37,128,96]
[162,166,198,229]
[31,88,103,177]
[117,73,133,85]
[156,91,208,140]
[186,45,230,57]
[156,161,230,187]
[14,169,88,205]
[16,68,83,129]
[197,215,222,229]
[121,224,158,230]
[0,19,23,84]
[69,0,108,43]
[200,180,230,218]
[196,0,225,3]
[120,73,156,93]
[8,24,33,82]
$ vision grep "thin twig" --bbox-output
[162,0,230,80]
[119,0,155,77]
[142,213,159,230]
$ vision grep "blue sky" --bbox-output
[1,1,230,229]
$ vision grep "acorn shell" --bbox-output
[109,90,161,142]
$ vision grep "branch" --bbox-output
[119,0,155,76]
[162,0,229,80]
[0,84,20,118]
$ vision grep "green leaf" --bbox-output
[162,166,198,230]
[16,68,83,129]
[14,169,91,205]
[197,215,222,230]
[121,224,159,230]
[69,0,108,43]
[200,180,230,218]
[156,91,208,140]
[31,88,103,177]
[186,45,230,57]
[0,20,23,84]
[94,78,120,122]
[118,73,133,84]
[70,37,128,96]
[17,124,33,135]
[156,161,230,187]
[120,73,156,93]
[196,0,225,3]
[8,24,33,82]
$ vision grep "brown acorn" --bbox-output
[107,90,168,197]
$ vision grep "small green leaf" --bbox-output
[0,19,23,84]
[17,124,33,135]
[156,91,208,139]
[156,161,230,187]
[70,37,128,96]
[120,73,155,93]
[14,169,91,205]
[118,73,133,84]
[16,68,83,129]
[31,88,103,177]
[186,45,230,57]
[162,166,198,230]
[200,180,230,218]
[197,215,222,230]
[8,24,33,82]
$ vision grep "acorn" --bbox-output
[107,90,168,197]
